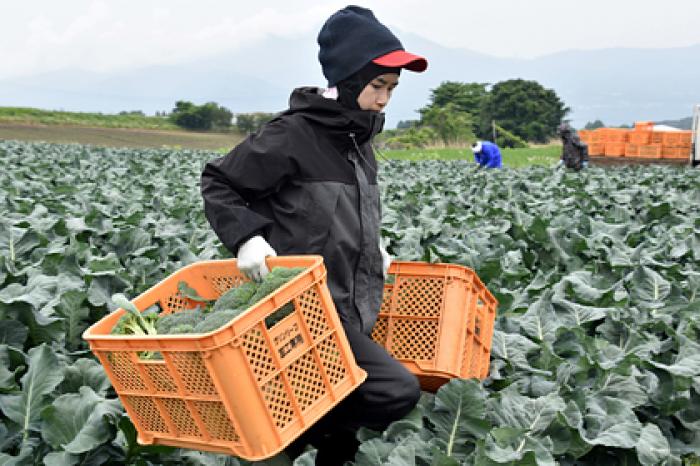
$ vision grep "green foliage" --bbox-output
[493,123,528,149]
[170,100,233,131]
[1,139,699,464]
[421,81,489,117]
[0,106,177,130]
[480,79,569,143]
[234,112,276,134]
[415,80,568,145]
[396,120,419,129]
[382,126,439,149]
[420,103,475,146]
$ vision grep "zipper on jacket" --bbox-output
[348,132,377,177]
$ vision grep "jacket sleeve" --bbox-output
[201,119,298,254]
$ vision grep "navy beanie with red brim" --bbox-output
[318,5,427,87]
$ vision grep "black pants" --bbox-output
[286,324,421,465]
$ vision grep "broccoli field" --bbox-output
[0,140,699,465]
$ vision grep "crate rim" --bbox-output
[82,255,325,346]
[387,260,497,305]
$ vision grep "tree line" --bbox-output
[164,101,276,134]
[382,79,569,149]
[164,78,571,148]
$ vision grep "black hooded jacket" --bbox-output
[201,87,385,334]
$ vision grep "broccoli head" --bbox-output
[193,308,244,333]
[248,267,305,304]
[211,281,258,313]
[156,308,205,334]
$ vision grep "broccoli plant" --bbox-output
[110,293,158,336]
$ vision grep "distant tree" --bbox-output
[481,79,569,143]
[235,112,276,134]
[421,103,474,145]
[170,101,233,130]
[119,110,145,116]
[422,81,489,115]
[396,119,419,129]
[584,120,605,130]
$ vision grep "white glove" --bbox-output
[380,240,392,280]
[237,235,276,282]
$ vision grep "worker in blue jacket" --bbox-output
[471,140,503,168]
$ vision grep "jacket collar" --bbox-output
[283,87,385,145]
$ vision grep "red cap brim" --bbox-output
[372,49,428,72]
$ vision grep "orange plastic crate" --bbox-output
[629,131,651,144]
[604,129,630,143]
[662,131,692,148]
[578,130,592,143]
[634,121,654,131]
[588,142,605,156]
[662,146,690,159]
[605,142,626,157]
[638,144,663,158]
[83,256,366,460]
[650,132,664,144]
[590,130,607,143]
[625,143,641,157]
[372,261,497,392]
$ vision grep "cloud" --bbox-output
[0,1,336,79]
[2,0,699,80]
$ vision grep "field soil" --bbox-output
[0,122,243,150]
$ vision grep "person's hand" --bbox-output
[581,161,589,169]
[379,241,392,280]
[237,235,276,282]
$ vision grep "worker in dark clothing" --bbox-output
[558,123,589,170]
[200,5,427,464]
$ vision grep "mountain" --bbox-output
[1,32,699,129]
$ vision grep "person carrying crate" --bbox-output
[557,123,589,170]
[200,5,427,464]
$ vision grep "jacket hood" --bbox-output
[283,87,385,144]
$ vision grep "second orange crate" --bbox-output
[588,142,605,156]
[662,131,692,148]
[605,142,626,156]
[83,256,366,461]
[662,146,690,159]
[372,261,497,392]
[629,131,651,144]
[627,144,663,158]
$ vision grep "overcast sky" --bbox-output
[1,0,699,81]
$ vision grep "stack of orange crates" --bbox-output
[660,131,692,159]
[580,122,690,160]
